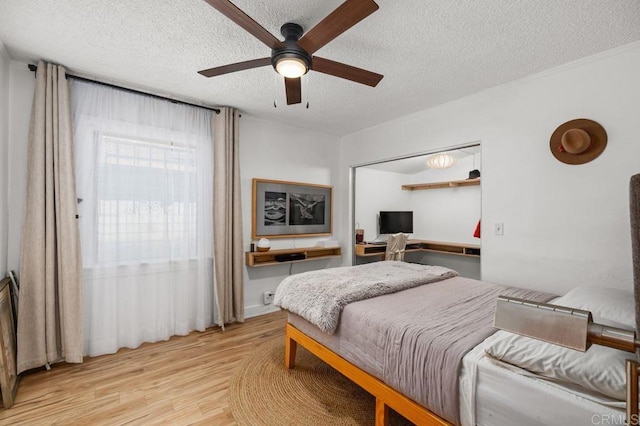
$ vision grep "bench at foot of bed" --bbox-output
[284,323,450,426]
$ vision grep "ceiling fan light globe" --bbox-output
[276,57,308,78]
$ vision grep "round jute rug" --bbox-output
[228,338,412,425]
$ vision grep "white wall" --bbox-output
[407,154,481,245]
[411,186,480,244]
[354,168,412,241]
[6,61,34,273]
[239,115,341,318]
[340,41,640,295]
[0,43,10,277]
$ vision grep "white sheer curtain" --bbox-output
[72,80,214,357]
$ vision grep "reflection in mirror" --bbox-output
[352,144,481,279]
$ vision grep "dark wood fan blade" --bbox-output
[311,56,383,87]
[285,77,302,105]
[198,57,271,77]
[298,0,378,54]
[203,0,283,49]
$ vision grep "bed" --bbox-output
[275,262,634,425]
[272,174,640,426]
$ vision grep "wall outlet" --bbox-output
[494,222,504,236]
[263,291,275,305]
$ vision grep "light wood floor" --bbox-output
[0,310,288,425]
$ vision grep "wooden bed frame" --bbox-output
[285,323,451,426]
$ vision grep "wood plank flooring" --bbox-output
[0,310,288,425]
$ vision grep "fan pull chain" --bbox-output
[273,72,278,108]
[304,72,310,109]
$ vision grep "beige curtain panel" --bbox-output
[213,107,244,328]
[17,61,84,374]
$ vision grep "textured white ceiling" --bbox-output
[1,0,639,136]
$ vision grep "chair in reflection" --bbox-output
[385,233,408,261]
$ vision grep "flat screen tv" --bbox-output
[379,211,413,234]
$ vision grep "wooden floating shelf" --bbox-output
[355,240,480,258]
[402,177,480,191]
[246,246,342,267]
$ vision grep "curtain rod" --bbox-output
[27,64,220,114]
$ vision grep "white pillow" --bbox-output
[485,286,636,401]
[555,286,635,328]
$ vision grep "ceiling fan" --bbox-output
[198,0,384,105]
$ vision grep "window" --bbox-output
[72,79,215,356]
[95,134,198,263]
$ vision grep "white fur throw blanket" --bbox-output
[274,261,458,334]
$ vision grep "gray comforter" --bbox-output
[380,278,553,424]
[274,261,458,334]
[282,265,554,425]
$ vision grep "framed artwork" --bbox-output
[0,278,18,408]
[7,271,18,330]
[252,178,333,239]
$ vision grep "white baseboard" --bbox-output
[245,304,281,319]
